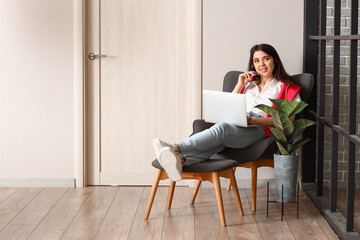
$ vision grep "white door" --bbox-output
[86,0,202,185]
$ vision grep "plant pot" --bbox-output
[274,153,299,202]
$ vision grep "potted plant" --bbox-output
[256,99,316,202]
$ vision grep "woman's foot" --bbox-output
[152,138,177,159]
[158,147,183,181]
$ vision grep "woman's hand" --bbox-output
[238,71,256,86]
[247,116,252,125]
[248,116,295,127]
[232,71,256,93]
[247,116,275,127]
[247,116,256,125]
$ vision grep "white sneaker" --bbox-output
[158,147,182,182]
[152,138,176,159]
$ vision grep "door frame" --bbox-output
[73,0,203,187]
[74,0,86,187]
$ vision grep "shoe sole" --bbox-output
[158,148,182,182]
[152,138,162,159]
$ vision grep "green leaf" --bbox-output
[269,127,287,143]
[293,119,316,133]
[269,99,285,110]
[288,133,298,145]
[289,102,308,116]
[270,99,308,117]
[272,111,294,138]
[276,138,287,147]
[287,143,292,152]
[275,139,289,155]
[289,138,311,154]
[255,104,278,116]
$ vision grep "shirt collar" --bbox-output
[246,78,277,91]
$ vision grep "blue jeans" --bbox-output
[177,122,266,166]
[247,111,263,119]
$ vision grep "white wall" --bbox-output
[0,0,74,185]
[0,0,304,187]
[204,0,304,91]
[203,0,304,185]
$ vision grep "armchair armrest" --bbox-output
[191,119,215,136]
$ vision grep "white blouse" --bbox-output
[244,79,301,118]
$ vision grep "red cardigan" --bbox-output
[240,81,301,136]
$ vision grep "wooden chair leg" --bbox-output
[144,169,162,220]
[228,170,244,216]
[190,180,201,205]
[167,181,176,209]
[226,167,236,191]
[251,163,258,212]
[213,172,226,227]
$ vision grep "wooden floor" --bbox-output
[323,187,360,233]
[0,186,340,240]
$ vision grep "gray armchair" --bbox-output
[144,71,314,227]
[192,71,314,212]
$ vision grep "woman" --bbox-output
[153,43,301,182]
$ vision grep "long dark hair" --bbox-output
[247,43,295,86]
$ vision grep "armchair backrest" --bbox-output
[223,71,243,93]
[222,71,314,103]
[289,73,314,103]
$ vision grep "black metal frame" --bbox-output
[266,182,299,221]
[302,0,318,183]
[303,0,359,238]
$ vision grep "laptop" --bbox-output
[203,90,248,127]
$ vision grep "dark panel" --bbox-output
[317,0,327,196]
[302,0,318,183]
[346,0,358,232]
[330,0,341,213]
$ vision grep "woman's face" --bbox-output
[252,50,275,79]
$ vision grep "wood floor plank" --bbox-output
[193,188,228,240]
[0,186,341,239]
[0,188,67,240]
[300,194,340,240]
[355,189,360,233]
[226,189,262,240]
[27,187,94,240]
[244,188,281,214]
[6,188,67,225]
[324,188,360,233]
[127,186,168,240]
[324,188,360,217]
[60,186,119,240]
[276,191,331,240]
[248,188,295,240]
[0,188,42,232]
[93,187,144,240]
[162,186,195,240]
[355,216,360,235]
[0,188,18,204]
[253,212,295,240]
[227,220,262,239]
[286,216,331,240]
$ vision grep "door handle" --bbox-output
[88,53,106,60]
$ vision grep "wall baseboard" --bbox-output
[200,178,275,189]
[0,178,75,187]
[0,178,276,188]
